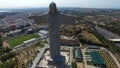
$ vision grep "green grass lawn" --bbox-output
[35,42,45,48]
[85,52,90,55]
[86,61,93,65]
[6,34,40,48]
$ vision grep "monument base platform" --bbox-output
[46,56,65,68]
[37,50,70,68]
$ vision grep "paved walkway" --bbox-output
[101,47,120,68]
[105,49,120,68]
[30,44,49,68]
[81,48,87,68]
[69,47,73,65]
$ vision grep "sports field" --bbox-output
[6,34,40,48]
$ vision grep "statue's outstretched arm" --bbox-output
[60,13,75,25]
[28,13,48,24]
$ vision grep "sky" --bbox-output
[0,0,120,9]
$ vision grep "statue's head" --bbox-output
[49,2,58,14]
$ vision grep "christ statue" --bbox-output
[28,2,75,63]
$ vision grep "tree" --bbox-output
[0,52,16,62]
[5,47,11,53]
[0,60,15,68]
[0,36,3,47]
[72,62,77,68]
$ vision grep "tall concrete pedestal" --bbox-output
[47,56,65,68]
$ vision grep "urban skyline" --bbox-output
[0,0,120,9]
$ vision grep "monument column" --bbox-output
[48,14,61,59]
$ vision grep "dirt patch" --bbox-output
[2,41,11,48]
[81,31,101,44]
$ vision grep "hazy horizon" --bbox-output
[0,0,120,9]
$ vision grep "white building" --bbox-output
[8,29,22,36]
[23,38,36,45]
[38,30,49,39]
[13,38,36,51]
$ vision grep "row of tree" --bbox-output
[0,59,15,68]
[0,52,16,62]
[0,36,2,47]
[0,36,11,55]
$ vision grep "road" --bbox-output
[95,26,120,47]
[30,44,49,68]
[95,26,120,39]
